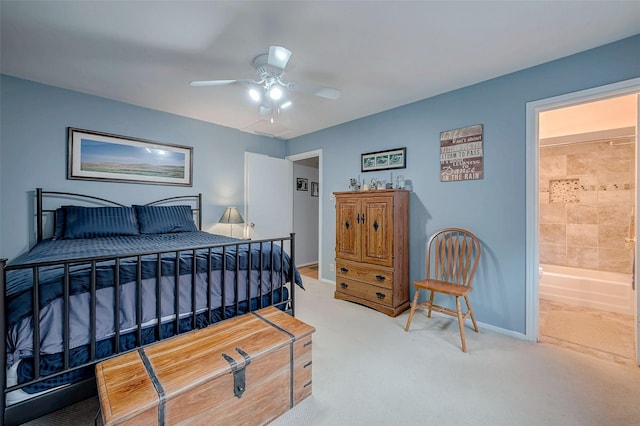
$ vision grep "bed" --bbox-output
[0,188,302,426]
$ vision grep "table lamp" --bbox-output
[218,207,244,237]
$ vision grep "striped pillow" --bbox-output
[134,205,198,234]
[63,206,139,239]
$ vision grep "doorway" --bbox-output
[287,150,322,280]
[525,77,640,366]
[537,95,637,364]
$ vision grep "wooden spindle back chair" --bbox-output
[404,228,481,352]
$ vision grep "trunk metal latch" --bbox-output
[222,347,252,398]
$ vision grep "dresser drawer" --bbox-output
[335,278,393,306]
[335,261,393,289]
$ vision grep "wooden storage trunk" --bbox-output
[95,307,315,425]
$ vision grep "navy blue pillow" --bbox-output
[53,207,66,239]
[134,205,198,234]
[63,206,139,239]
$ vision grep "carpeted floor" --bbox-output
[23,277,640,425]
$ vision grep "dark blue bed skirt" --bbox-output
[16,289,288,393]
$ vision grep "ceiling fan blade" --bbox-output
[288,81,342,100]
[267,46,292,70]
[190,80,238,87]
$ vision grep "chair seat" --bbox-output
[413,278,473,297]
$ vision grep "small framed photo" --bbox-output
[296,177,308,191]
[361,147,406,172]
[311,182,319,197]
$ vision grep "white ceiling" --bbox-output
[2,1,639,140]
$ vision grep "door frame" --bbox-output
[287,149,323,279]
[525,77,640,364]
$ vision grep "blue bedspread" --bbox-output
[7,232,302,325]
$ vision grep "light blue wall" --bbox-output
[286,34,640,334]
[0,75,286,260]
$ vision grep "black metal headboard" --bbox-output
[36,188,203,242]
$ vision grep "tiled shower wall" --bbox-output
[539,139,635,274]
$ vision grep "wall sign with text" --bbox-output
[440,124,483,182]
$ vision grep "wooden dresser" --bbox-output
[334,189,410,317]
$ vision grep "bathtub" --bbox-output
[539,264,635,316]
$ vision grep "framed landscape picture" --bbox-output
[67,128,193,186]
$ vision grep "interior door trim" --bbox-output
[524,77,640,366]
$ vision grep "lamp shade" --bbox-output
[218,207,244,224]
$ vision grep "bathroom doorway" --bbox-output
[537,94,637,364]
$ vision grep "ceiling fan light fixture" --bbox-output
[248,87,261,102]
[280,100,292,109]
[268,86,283,101]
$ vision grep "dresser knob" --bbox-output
[376,292,385,299]
[340,282,348,289]
[375,275,385,281]
[340,267,349,273]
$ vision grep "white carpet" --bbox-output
[271,277,640,426]
[26,276,640,425]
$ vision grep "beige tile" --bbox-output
[579,174,598,187]
[599,225,630,249]
[539,203,566,224]
[539,244,566,265]
[566,224,598,247]
[567,152,597,175]
[599,203,632,226]
[540,224,566,245]
[539,191,550,203]
[540,155,567,179]
[538,300,636,366]
[597,189,631,204]
[599,248,633,273]
[579,190,597,204]
[566,246,598,269]
[566,203,598,224]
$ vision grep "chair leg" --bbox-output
[426,290,435,318]
[404,288,421,331]
[465,295,479,333]
[455,296,467,352]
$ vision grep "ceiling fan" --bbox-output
[190,46,341,117]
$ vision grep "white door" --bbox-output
[244,152,292,243]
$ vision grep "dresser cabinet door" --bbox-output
[361,196,394,267]
[335,196,361,262]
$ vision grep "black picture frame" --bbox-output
[68,127,193,186]
[296,177,308,191]
[361,147,406,172]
